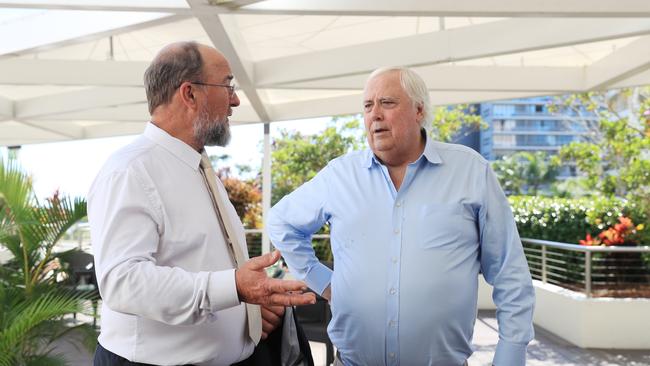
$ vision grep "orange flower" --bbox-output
[616,216,633,231]
[579,234,601,246]
[582,216,638,246]
[598,228,624,246]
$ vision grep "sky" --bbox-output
[2,116,342,201]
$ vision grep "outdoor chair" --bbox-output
[59,250,100,327]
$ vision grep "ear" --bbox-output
[178,81,198,110]
[415,102,424,123]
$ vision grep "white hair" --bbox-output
[366,67,432,128]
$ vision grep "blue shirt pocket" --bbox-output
[417,203,465,249]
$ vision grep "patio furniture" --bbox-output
[59,250,100,327]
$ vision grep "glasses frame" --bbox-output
[189,81,236,96]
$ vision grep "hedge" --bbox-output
[509,196,649,245]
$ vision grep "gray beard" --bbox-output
[193,109,231,147]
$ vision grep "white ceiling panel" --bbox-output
[0,0,648,146]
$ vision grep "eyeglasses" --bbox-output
[190,81,236,96]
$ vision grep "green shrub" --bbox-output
[509,195,649,245]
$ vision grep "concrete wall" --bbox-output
[478,278,650,349]
[533,281,650,349]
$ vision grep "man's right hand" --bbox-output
[235,250,316,306]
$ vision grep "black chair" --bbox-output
[293,261,334,366]
[59,250,100,327]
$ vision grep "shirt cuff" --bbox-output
[493,339,527,366]
[304,262,333,296]
[207,269,240,311]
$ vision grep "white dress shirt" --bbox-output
[88,122,254,365]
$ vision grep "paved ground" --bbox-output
[469,311,650,366]
[56,310,649,366]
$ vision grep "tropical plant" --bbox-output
[0,156,96,366]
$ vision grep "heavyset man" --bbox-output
[269,67,535,366]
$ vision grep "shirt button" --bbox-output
[396,201,401,207]
[393,229,400,234]
[391,257,398,264]
[389,352,395,358]
[389,288,396,295]
[389,320,397,327]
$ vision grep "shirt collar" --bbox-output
[143,122,202,170]
[362,129,443,169]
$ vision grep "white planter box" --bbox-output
[477,275,496,310]
[478,278,650,349]
[533,280,650,349]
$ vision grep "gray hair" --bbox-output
[144,41,204,114]
[366,67,432,128]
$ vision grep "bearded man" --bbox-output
[88,41,315,366]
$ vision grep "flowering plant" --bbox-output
[579,216,645,246]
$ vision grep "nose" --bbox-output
[230,90,241,107]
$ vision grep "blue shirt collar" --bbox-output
[362,129,443,168]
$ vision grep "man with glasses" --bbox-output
[88,41,315,366]
[269,67,535,365]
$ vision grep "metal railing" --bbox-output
[62,226,650,298]
[522,238,650,298]
[244,229,331,260]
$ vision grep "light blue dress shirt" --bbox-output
[269,135,535,366]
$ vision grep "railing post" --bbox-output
[585,251,592,298]
[541,245,547,283]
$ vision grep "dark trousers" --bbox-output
[93,343,195,366]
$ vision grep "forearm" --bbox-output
[100,260,239,325]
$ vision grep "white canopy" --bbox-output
[1,0,650,146]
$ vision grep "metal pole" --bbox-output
[261,123,271,254]
[77,223,83,250]
[541,245,547,283]
[585,251,592,297]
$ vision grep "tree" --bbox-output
[492,152,560,195]
[428,104,486,143]
[553,88,650,198]
[271,119,364,205]
[551,88,650,232]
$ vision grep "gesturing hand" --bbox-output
[235,250,316,306]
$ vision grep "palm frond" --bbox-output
[24,196,87,288]
[0,156,34,214]
[0,289,88,360]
